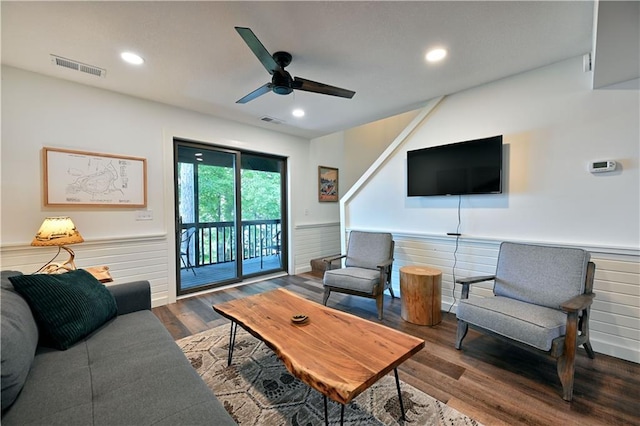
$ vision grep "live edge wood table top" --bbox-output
[212,288,425,405]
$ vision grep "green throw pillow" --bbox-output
[9,269,117,350]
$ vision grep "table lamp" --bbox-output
[31,216,84,273]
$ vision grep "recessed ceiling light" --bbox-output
[121,51,144,65]
[425,48,447,63]
[292,108,305,118]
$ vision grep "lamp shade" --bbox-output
[31,217,84,247]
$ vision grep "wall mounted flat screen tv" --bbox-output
[407,135,503,196]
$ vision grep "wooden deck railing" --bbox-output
[180,219,281,268]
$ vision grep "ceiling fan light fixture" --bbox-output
[121,51,144,65]
[273,85,293,95]
[425,48,447,63]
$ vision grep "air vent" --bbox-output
[260,116,285,125]
[50,55,106,78]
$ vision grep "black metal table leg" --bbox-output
[394,368,406,421]
[323,395,329,426]
[323,395,345,426]
[227,321,238,366]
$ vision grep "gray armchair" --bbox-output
[322,231,395,320]
[455,242,596,401]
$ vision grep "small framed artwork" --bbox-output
[43,147,147,207]
[318,166,339,202]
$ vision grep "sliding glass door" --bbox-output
[174,140,287,295]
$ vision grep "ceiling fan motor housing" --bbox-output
[272,70,293,95]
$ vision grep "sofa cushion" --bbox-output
[344,231,393,270]
[493,242,590,309]
[1,311,236,425]
[1,280,39,411]
[323,267,380,294]
[457,295,568,351]
[1,270,23,291]
[8,270,117,350]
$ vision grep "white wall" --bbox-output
[342,109,420,193]
[0,66,344,304]
[342,56,640,362]
[347,57,639,247]
[303,131,344,228]
[296,108,425,274]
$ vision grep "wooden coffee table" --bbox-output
[212,288,425,425]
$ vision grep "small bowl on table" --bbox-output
[291,314,309,325]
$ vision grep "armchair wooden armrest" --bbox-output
[456,275,495,299]
[376,259,393,269]
[323,254,346,271]
[455,275,496,285]
[323,254,346,263]
[560,293,595,313]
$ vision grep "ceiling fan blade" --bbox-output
[236,83,273,104]
[293,77,355,99]
[235,27,279,75]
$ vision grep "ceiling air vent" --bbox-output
[50,55,106,78]
[260,116,284,125]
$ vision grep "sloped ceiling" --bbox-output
[1,1,601,139]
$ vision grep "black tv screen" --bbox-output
[407,135,503,196]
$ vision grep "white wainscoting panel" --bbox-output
[587,252,640,363]
[293,222,341,274]
[1,235,170,307]
[385,232,639,364]
[3,230,637,363]
[391,234,501,308]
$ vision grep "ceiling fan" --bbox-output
[234,27,356,104]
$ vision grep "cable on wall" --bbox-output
[447,195,462,313]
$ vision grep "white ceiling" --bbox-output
[1,1,596,139]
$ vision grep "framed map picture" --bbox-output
[43,147,147,207]
[318,166,339,202]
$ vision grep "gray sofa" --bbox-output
[1,270,236,425]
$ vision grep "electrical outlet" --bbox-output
[135,210,153,221]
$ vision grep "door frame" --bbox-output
[173,138,288,296]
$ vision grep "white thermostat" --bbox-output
[589,160,617,173]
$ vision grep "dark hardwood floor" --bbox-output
[153,273,640,426]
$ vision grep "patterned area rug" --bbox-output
[178,325,481,426]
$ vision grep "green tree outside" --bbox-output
[191,165,281,222]
[179,159,282,265]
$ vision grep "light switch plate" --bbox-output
[135,210,153,221]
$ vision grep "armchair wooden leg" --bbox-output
[558,311,579,401]
[388,286,396,299]
[583,341,595,359]
[579,310,595,359]
[455,320,468,350]
[376,294,384,320]
[323,288,331,306]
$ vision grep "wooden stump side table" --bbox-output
[399,266,442,326]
